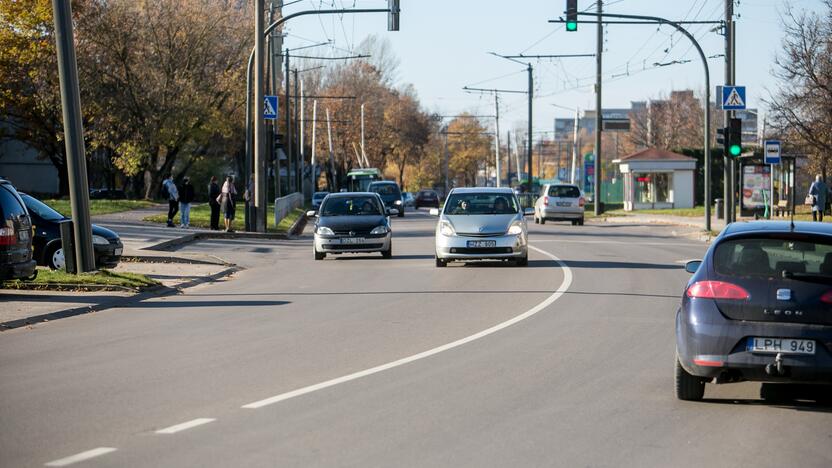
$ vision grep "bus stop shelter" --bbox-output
[613,148,696,211]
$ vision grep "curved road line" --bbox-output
[242,244,573,409]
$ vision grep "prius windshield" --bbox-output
[320,196,383,216]
[444,193,519,215]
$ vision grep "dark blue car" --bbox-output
[21,194,123,270]
[676,221,832,401]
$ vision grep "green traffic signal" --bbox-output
[729,144,742,157]
[566,21,578,31]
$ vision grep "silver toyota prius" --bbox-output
[431,187,530,267]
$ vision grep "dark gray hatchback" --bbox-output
[676,221,832,401]
[0,178,37,280]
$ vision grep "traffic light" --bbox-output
[566,0,578,32]
[388,0,400,32]
[727,118,742,157]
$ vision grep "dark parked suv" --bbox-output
[676,221,832,401]
[0,178,36,280]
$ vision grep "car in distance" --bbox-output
[415,189,440,209]
[534,183,585,226]
[675,221,832,402]
[402,191,415,208]
[312,191,329,210]
[368,180,404,217]
[0,178,37,280]
[21,193,123,270]
[309,192,395,260]
[432,187,529,267]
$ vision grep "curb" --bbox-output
[0,282,143,293]
[144,231,290,252]
[287,212,308,238]
[0,266,241,331]
[121,255,231,266]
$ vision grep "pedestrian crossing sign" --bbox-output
[721,86,746,110]
[264,95,278,120]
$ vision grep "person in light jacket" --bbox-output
[220,176,237,232]
[809,175,829,222]
[162,176,179,227]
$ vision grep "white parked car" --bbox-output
[431,187,530,267]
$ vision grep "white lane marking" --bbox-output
[242,244,572,409]
[155,418,216,434]
[532,239,698,246]
[45,447,117,466]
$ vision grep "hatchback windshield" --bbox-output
[548,185,581,198]
[714,236,832,278]
[21,194,65,221]
[444,193,519,215]
[320,196,383,216]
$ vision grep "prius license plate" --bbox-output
[748,338,815,355]
[467,240,496,248]
[341,237,365,244]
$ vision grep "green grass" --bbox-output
[44,199,158,217]
[1,268,158,290]
[633,206,706,217]
[143,203,305,233]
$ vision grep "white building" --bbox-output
[614,148,697,211]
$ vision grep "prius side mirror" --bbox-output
[306,210,317,218]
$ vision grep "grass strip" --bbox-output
[2,268,158,291]
[44,199,158,217]
[143,203,304,233]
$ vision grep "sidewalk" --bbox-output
[597,212,728,233]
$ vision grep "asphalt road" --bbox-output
[1,210,831,467]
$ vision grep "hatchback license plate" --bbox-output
[748,338,815,355]
[341,237,365,244]
[467,240,496,248]
[556,201,572,207]
[114,248,123,256]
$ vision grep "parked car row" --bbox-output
[0,177,123,280]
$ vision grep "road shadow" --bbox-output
[560,259,682,270]
[123,300,290,308]
[702,384,832,413]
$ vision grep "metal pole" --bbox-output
[300,78,306,199]
[245,52,253,231]
[723,0,732,223]
[571,107,580,184]
[284,50,292,194]
[311,99,317,193]
[254,0,267,232]
[294,68,300,193]
[326,107,335,191]
[361,103,366,166]
[527,64,533,194]
[443,129,449,195]
[594,0,603,215]
[730,19,737,222]
[51,0,95,272]
[494,94,501,187]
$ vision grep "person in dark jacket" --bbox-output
[179,176,195,228]
[162,176,179,227]
[208,176,221,230]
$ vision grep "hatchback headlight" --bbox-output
[507,222,523,235]
[92,235,110,245]
[316,226,334,236]
[370,225,389,235]
[439,220,456,237]
[394,200,402,205]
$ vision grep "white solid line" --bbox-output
[532,239,697,246]
[155,418,216,434]
[241,245,573,409]
[45,447,117,467]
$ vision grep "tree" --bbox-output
[446,115,491,187]
[766,1,832,178]
[384,87,432,188]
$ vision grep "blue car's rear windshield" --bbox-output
[714,236,832,278]
[444,193,518,215]
[320,196,383,216]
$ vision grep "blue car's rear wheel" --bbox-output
[675,354,706,401]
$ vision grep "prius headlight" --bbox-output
[316,226,334,236]
[370,225,389,235]
[439,220,456,237]
[507,222,524,235]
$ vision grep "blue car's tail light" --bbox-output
[686,281,749,300]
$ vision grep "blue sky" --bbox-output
[282,0,823,134]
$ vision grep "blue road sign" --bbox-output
[264,95,278,120]
[721,86,746,110]
[764,140,781,165]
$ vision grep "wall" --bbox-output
[274,192,303,227]
[673,169,695,209]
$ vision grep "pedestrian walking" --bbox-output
[808,175,829,222]
[219,175,238,232]
[162,176,179,227]
[179,176,195,228]
[208,176,221,230]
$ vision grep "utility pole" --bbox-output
[294,67,300,193]
[572,107,580,184]
[723,0,732,223]
[284,49,292,194]
[51,0,94,272]
[527,63,534,194]
[730,10,737,222]
[311,99,318,192]
[494,94,501,187]
[594,0,603,215]
[270,0,283,211]
[254,0,267,232]
[300,77,305,198]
